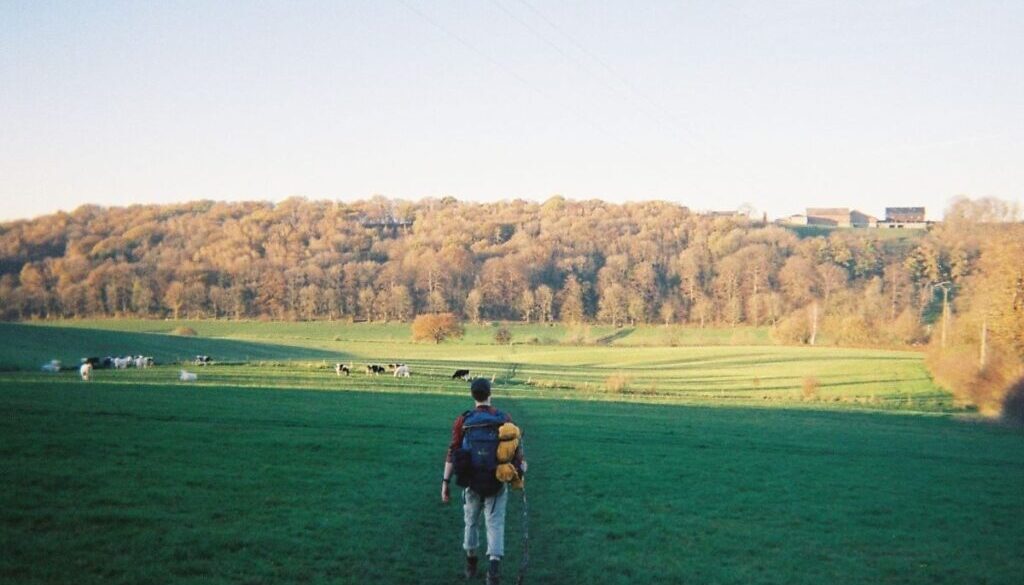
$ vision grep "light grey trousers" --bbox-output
[463,485,509,559]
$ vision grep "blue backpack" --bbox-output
[455,408,507,496]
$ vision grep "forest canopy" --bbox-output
[0,196,1019,355]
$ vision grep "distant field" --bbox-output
[2,383,1021,584]
[2,320,943,410]
[21,319,773,347]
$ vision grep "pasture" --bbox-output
[2,320,1022,584]
[0,321,944,409]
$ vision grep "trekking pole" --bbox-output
[516,432,529,585]
[517,484,529,585]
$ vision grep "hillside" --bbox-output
[0,198,950,343]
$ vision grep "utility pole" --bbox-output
[980,319,988,368]
[932,282,951,350]
[809,301,818,346]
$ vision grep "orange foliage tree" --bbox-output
[411,313,464,344]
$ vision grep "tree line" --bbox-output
[0,196,1018,350]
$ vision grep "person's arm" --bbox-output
[441,460,453,503]
[441,413,464,503]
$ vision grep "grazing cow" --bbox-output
[41,360,61,373]
[365,364,386,375]
[394,364,411,378]
[194,355,212,366]
[452,369,470,380]
[179,370,198,382]
[80,362,93,381]
[335,363,350,376]
[101,357,114,369]
[113,356,132,369]
[133,356,147,369]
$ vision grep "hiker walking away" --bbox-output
[442,378,526,585]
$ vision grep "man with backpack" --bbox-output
[442,378,526,585]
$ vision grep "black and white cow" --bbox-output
[194,355,212,366]
[365,364,386,375]
[335,363,350,376]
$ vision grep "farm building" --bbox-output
[805,208,877,228]
[778,214,808,226]
[879,207,928,229]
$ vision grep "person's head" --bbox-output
[470,378,491,404]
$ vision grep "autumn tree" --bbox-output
[464,289,482,323]
[518,289,535,323]
[163,282,185,319]
[558,275,585,323]
[411,313,464,344]
[535,285,554,323]
[598,283,629,326]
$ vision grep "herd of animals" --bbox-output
[41,356,474,383]
[333,363,472,380]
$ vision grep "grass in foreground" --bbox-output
[1,382,1022,584]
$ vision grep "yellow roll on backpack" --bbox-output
[496,422,524,489]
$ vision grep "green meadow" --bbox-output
[0,320,940,408]
[1,320,1022,584]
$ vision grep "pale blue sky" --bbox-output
[1,0,1021,221]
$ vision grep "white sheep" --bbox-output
[394,364,411,378]
[41,360,61,373]
[179,370,198,382]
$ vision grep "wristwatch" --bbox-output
[442,477,451,484]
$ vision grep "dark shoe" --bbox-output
[464,555,478,579]
[486,559,500,585]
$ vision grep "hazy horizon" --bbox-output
[2,0,1021,222]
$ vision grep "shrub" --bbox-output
[834,314,874,346]
[773,309,811,344]
[605,372,630,393]
[926,343,1022,415]
[170,326,197,336]
[494,327,512,345]
[801,376,819,401]
[565,325,591,345]
[892,309,925,345]
[1001,377,1024,426]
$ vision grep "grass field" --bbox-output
[0,321,944,409]
[2,320,1022,584]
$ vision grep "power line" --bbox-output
[510,0,761,200]
[512,0,692,133]
[489,0,685,132]
[395,0,626,145]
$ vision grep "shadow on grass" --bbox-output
[0,322,345,371]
